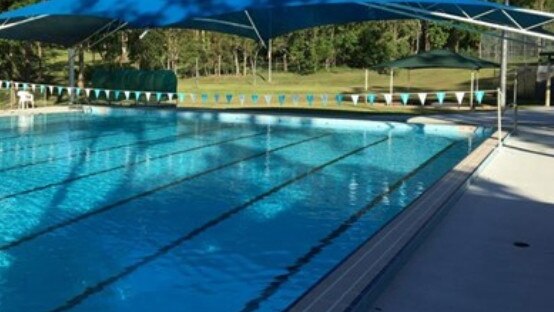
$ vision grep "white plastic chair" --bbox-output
[17,91,35,109]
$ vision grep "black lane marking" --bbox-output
[0,123,238,174]
[0,121,186,153]
[0,134,330,252]
[242,141,458,312]
[49,136,389,312]
[0,131,266,203]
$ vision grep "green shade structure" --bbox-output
[373,49,499,107]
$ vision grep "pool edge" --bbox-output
[287,131,506,312]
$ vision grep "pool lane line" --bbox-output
[0,120,187,153]
[0,123,239,174]
[241,141,459,312]
[0,131,267,202]
[0,133,331,252]
[49,136,389,312]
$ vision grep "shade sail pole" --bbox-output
[68,48,76,104]
[390,69,394,105]
[244,10,267,49]
[0,14,48,31]
[500,0,509,108]
[470,71,475,109]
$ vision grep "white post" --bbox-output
[365,69,369,92]
[470,71,475,110]
[497,88,503,148]
[514,75,519,134]
[68,48,76,105]
[547,72,551,107]
[268,39,272,83]
[499,0,509,108]
[389,69,394,105]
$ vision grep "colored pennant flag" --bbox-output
[264,94,272,105]
[48,85,54,94]
[190,93,197,103]
[455,92,465,105]
[94,89,101,99]
[104,89,111,99]
[214,94,220,104]
[335,94,343,106]
[168,93,175,101]
[145,92,152,101]
[351,94,359,106]
[436,92,446,105]
[124,91,131,100]
[278,94,286,106]
[383,94,393,106]
[418,93,427,106]
[22,83,29,91]
[66,87,73,95]
[366,93,376,105]
[114,90,121,100]
[400,93,410,106]
[239,94,246,105]
[320,94,329,106]
[85,88,91,97]
[201,94,208,104]
[292,95,300,106]
[14,82,19,90]
[134,91,142,101]
[307,94,314,106]
[156,92,162,102]
[31,84,36,92]
[475,91,485,104]
[251,94,259,104]
[56,86,64,95]
[225,94,233,104]
[178,93,186,103]
[40,85,46,94]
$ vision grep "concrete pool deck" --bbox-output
[0,106,78,117]
[366,109,554,312]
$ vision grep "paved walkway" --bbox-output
[370,112,554,312]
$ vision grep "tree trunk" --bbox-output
[419,21,430,52]
[243,52,248,76]
[283,54,288,72]
[234,50,240,76]
[218,54,222,77]
[78,48,85,88]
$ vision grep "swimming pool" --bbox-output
[0,107,489,311]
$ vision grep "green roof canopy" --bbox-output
[373,49,500,70]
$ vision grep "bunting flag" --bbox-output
[178,93,186,103]
[383,94,393,106]
[351,94,359,106]
[292,95,300,106]
[214,94,220,104]
[5,81,11,89]
[156,92,163,102]
[40,85,46,94]
[168,93,175,101]
[455,92,465,105]
[366,93,376,105]
[418,93,427,106]
[31,84,36,92]
[321,94,329,106]
[264,94,272,105]
[104,89,111,99]
[335,94,343,106]
[145,92,152,101]
[278,94,286,106]
[239,94,246,105]
[124,91,131,100]
[201,94,208,104]
[56,86,64,95]
[400,93,410,106]
[251,94,259,104]
[307,94,314,106]
[134,91,142,101]
[22,83,29,91]
[66,87,72,95]
[114,90,121,100]
[14,82,19,90]
[225,94,233,104]
[48,85,54,94]
[436,92,446,105]
[475,91,485,104]
[190,93,197,103]
[93,89,101,99]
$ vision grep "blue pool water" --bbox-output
[0,108,489,311]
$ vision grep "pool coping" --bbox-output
[287,131,506,312]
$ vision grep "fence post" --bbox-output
[513,74,519,135]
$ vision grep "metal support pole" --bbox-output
[497,88,503,148]
[365,69,369,92]
[68,48,76,105]
[499,0,509,108]
[389,69,394,105]
[513,75,519,135]
[547,72,552,107]
[470,71,475,110]
[268,39,272,83]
